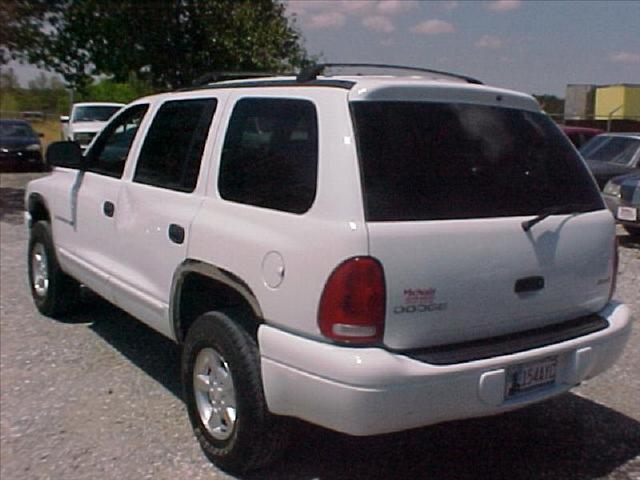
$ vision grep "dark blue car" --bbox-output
[0,119,45,172]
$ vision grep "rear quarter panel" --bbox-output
[187,88,369,338]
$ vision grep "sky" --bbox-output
[5,0,640,97]
[285,0,640,96]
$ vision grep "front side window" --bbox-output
[85,104,149,178]
[133,98,217,192]
[218,98,318,214]
[352,102,603,221]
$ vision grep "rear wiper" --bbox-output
[521,203,598,232]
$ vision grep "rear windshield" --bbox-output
[352,102,603,221]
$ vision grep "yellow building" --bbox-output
[595,84,640,120]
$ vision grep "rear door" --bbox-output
[352,101,613,350]
[111,96,222,337]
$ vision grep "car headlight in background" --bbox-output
[603,181,621,197]
[26,143,41,151]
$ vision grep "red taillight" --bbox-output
[609,236,619,302]
[318,257,386,344]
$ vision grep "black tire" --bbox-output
[28,220,80,317]
[182,312,288,473]
[624,226,640,237]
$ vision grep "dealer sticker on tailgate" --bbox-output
[617,206,637,222]
[505,356,557,399]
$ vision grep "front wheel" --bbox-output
[28,221,79,317]
[182,312,288,473]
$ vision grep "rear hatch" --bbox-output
[352,99,613,350]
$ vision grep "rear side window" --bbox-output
[133,98,217,192]
[352,102,603,221]
[218,98,318,214]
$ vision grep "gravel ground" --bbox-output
[1,172,639,479]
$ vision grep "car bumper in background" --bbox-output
[259,301,631,436]
[0,151,44,172]
[603,194,639,228]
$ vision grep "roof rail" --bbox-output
[190,71,285,87]
[296,63,483,85]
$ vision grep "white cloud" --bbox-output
[486,0,521,12]
[376,0,420,15]
[363,15,395,33]
[410,19,455,35]
[306,11,347,29]
[475,35,503,48]
[439,1,459,11]
[609,52,640,64]
[286,0,418,18]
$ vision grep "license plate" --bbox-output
[617,206,637,221]
[505,356,557,399]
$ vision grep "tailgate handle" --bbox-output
[515,276,545,293]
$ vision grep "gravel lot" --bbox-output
[1,172,639,479]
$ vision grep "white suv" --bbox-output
[26,65,632,473]
[61,102,125,149]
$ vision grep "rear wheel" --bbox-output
[28,221,80,317]
[182,312,288,473]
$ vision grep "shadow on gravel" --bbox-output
[619,232,640,250]
[0,187,26,224]
[66,295,182,397]
[61,299,640,480]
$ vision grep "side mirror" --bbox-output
[46,141,84,169]
[60,115,70,123]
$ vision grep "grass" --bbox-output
[30,119,63,149]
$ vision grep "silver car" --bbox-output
[603,171,640,236]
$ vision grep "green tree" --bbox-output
[0,67,20,89]
[533,94,565,116]
[77,73,154,104]
[4,0,309,91]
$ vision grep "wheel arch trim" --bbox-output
[26,192,51,227]
[170,259,264,342]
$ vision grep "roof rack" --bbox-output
[189,71,285,88]
[296,63,483,85]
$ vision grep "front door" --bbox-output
[59,104,150,300]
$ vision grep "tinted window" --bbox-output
[0,121,36,139]
[133,99,217,192]
[352,102,603,221]
[86,104,149,178]
[218,98,318,213]
[72,106,122,122]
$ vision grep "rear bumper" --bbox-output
[603,194,639,228]
[259,301,632,436]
